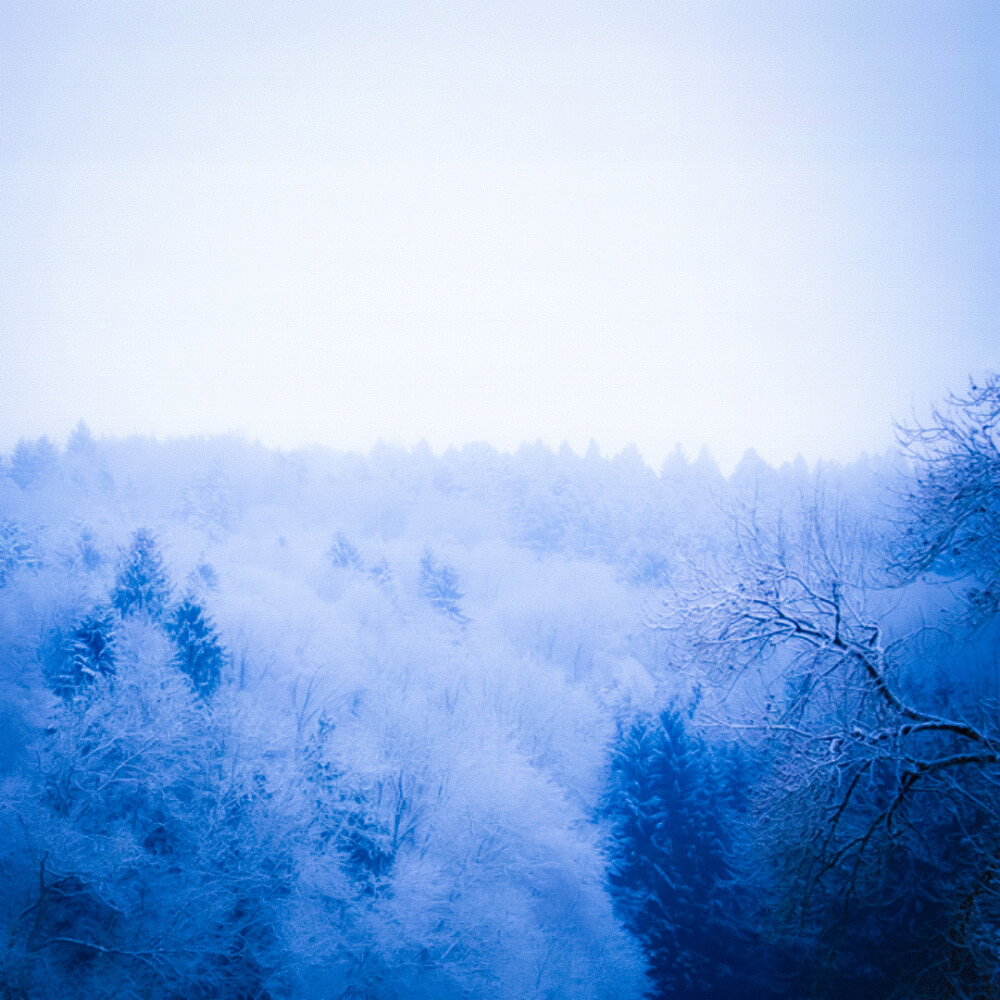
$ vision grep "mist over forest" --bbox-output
[1,376,998,999]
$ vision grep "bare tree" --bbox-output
[894,373,1000,624]
[657,387,1000,996]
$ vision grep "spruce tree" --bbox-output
[112,528,172,619]
[165,594,225,696]
[419,549,469,625]
[0,519,40,587]
[302,718,395,897]
[51,606,116,698]
[605,709,748,998]
[367,557,394,591]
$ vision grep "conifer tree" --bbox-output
[76,527,102,571]
[112,528,172,619]
[165,594,225,696]
[0,519,40,587]
[51,606,116,698]
[8,436,58,490]
[327,531,362,570]
[66,419,95,454]
[302,720,395,896]
[367,557,394,591]
[419,549,469,624]
[605,709,747,998]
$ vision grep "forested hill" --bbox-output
[1,381,998,999]
[1,429,890,574]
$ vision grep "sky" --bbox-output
[1,1,997,471]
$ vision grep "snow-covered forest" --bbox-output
[1,376,998,999]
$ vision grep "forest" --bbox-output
[0,375,998,1000]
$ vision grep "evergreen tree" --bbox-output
[51,606,116,698]
[419,549,469,624]
[75,527,102,571]
[327,531,362,570]
[0,519,41,587]
[190,559,218,591]
[604,710,758,999]
[111,528,172,619]
[181,466,235,539]
[165,594,225,696]
[66,420,95,454]
[302,717,396,897]
[7,436,59,490]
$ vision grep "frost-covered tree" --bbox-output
[165,594,225,696]
[49,605,116,698]
[604,709,758,998]
[74,527,102,572]
[0,520,40,587]
[7,436,59,490]
[7,622,287,1000]
[111,528,171,619]
[660,387,1000,997]
[189,559,218,591]
[327,530,363,570]
[65,420,95,454]
[301,717,398,898]
[180,466,235,538]
[367,556,394,592]
[419,548,469,624]
[894,373,1000,624]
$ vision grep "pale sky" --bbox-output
[1,1,997,470]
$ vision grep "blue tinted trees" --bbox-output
[50,605,116,698]
[0,520,40,587]
[419,549,469,625]
[895,373,1000,624]
[604,710,761,998]
[327,531,363,570]
[111,528,171,619]
[7,436,59,490]
[662,377,1000,997]
[165,595,225,697]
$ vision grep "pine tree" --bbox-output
[419,549,469,624]
[165,594,225,696]
[66,420,95,454]
[76,527,102,571]
[181,466,235,539]
[112,528,172,619]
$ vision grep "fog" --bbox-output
[3,2,996,467]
